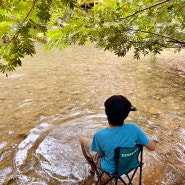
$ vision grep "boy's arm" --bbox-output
[145,139,157,151]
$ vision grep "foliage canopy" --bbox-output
[0,0,185,73]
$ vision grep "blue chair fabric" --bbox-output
[95,145,143,185]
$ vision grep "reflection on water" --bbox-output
[0,44,185,184]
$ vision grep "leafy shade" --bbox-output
[0,0,185,73]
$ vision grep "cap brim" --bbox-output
[130,105,137,111]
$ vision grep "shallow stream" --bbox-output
[0,44,185,185]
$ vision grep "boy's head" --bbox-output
[104,95,136,126]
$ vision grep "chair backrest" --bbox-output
[114,145,143,176]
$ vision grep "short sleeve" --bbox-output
[134,124,150,146]
[91,133,103,153]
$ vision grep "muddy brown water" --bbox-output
[0,44,185,185]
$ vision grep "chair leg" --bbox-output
[96,172,104,185]
[139,165,142,185]
[127,167,138,184]
[96,174,115,185]
[102,176,114,185]
[118,176,127,185]
[126,166,143,185]
[115,177,118,185]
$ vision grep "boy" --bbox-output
[80,95,156,175]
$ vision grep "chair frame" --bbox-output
[95,145,143,185]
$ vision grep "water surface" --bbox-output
[0,44,185,185]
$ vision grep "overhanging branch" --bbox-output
[130,29,185,45]
[14,0,39,39]
[121,0,172,20]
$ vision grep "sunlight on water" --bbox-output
[13,113,105,184]
[15,123,52,167]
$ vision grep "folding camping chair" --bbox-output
[95,145,143,185]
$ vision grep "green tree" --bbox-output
[0,0,185,74]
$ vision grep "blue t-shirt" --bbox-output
[91,123,149,174]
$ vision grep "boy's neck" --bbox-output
[108,124,119,128]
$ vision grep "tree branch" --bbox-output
[121,0,172,20]
[130,29,185,45]
[14,0,39,39]
[2,0,39,50]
